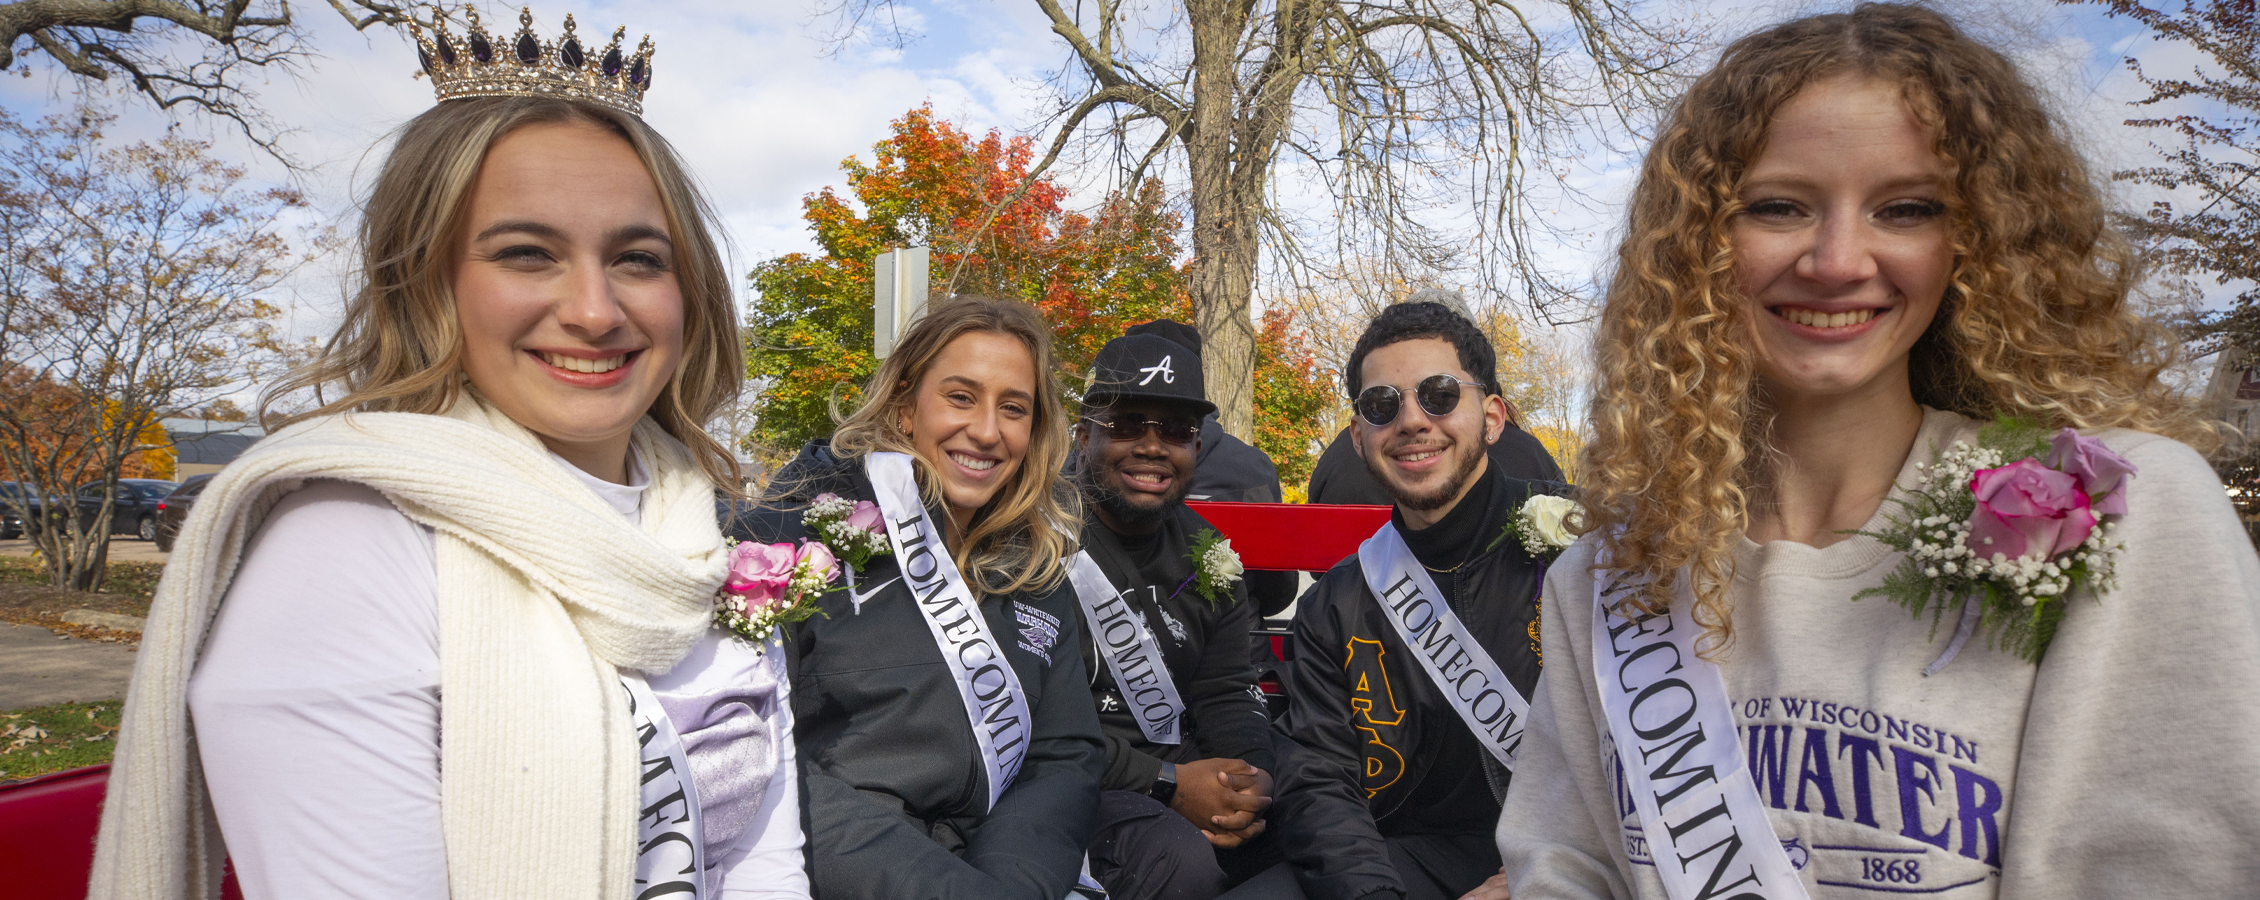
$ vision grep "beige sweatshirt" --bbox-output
[1498,408,2260,898]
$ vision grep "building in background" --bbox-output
[162,418,265,479]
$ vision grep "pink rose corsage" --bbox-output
[804,492,891,570]
[1853,419,2134,670]
[714,539,839,642]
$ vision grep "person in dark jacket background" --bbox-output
[1069,334,1282,900]
[733,296,1105,900]
[1225,302,1563,900]
[1306,291,1563,506]
[1123,319,1296,619]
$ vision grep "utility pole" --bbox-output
[872,246,930,359]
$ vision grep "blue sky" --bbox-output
[0,0,2236,345]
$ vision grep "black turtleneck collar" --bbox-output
[1394,460,1499,572]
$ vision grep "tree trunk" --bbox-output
[1184,0,1260,440]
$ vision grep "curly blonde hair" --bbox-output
[830,295,1080,598]
[1581,3,2215,647]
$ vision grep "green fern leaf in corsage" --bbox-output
[1851,418,2134,671]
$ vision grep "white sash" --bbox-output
[623,672,706,899]
[1356,523,1528,769]
[868,451,1035,810]
[1590,571,1810,900]
[1066,550,1185,745]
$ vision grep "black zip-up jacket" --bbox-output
[1077,504,1277,792]
[1269,467,1567,900]
[734,442,1107,900]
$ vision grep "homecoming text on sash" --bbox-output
[1067,551,1184,744]
[1592,572,1810,900]
[869,452,1034,810]
[1357,525,1528,768]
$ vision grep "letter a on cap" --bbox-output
[1139,356,1176,385]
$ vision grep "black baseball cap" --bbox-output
[1080,333,1218,417]
[1125,319,1201,354]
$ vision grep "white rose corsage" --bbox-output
[1178,527,1244,607]
[1498,493,1584,560]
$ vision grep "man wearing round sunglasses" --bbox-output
[1305,291,1563,507]
[1237,302,1565,900]
[1071,333,1282,900]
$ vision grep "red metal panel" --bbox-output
[1183,501,1391,572]
[0,765,241,900]
[0,765,109,900]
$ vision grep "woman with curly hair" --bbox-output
[1497,5,2260,898]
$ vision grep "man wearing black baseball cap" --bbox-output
[1073,333,1281,900]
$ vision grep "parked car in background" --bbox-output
[0,482,25,539]
[71,479,180,542]
[0,481,66,539]
[152,475,214,553]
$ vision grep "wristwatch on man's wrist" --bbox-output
[1147,762,1179,807]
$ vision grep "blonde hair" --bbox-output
[1581,3,2215,646]
[830,295,1079,598]
[263,97,743,489]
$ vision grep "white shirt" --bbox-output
[188,454,808,899]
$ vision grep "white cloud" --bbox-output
[0,0,2245,347]
[0,0,1069,342]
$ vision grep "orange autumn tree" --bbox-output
[1253,308,1334,490]
[745,105,1191,452]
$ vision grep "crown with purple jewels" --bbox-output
[409,6,655,116]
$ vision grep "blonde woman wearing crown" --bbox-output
[87,11,807,900]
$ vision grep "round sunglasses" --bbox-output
[1355,374,1486,427]
[1084,414,1202,446]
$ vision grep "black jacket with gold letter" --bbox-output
[1269,466,1564,900]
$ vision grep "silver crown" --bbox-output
[410,7,654,116]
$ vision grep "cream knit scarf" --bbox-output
[88,395,729,900]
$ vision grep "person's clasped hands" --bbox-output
[1169,757,1273,847]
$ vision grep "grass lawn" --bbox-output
[0,556,159,636]
[0,699,121,780]
[0,554,163,604]
[0,557,154,780]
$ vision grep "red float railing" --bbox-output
[4,503,1389,896]
[0,764,111,899]
[2,761,238,898]
[1185,501,1391,664]
[1182,501,1389,573]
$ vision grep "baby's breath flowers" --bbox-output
[804,492,890,570]
[1854,419,2134,669]
[714,539,838,643]
[1500,493,1583,560]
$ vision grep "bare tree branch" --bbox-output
[2068,0,2260,361]
[818,1,1698,437]
[0,105,317,589]
[0,0,451,171]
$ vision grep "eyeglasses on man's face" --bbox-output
[1354,373,1486,427]
[1084,414,1202,446]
